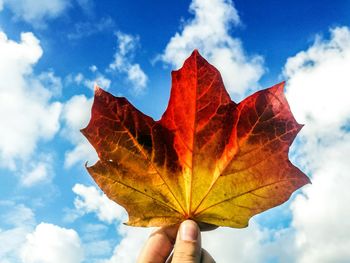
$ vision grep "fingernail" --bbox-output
[180,220,198,241]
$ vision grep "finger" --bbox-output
[201,249,216,263]
[137,224,179,263]
[172,220,201,263]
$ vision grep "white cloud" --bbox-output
[0,203,35,262]
[3,0,70,27]
[69,72,111,91]
[0,227,30,263]
[83,74,111,91]
[126,64,147,90]
[62,95,92,140]
[285,27,350,141]
[0,203,35,228]
[292,138,350,263]
[20,155,54,187]
[72,183,126,224]
[64,141,97,168]
[283,26,350,263]
[0,0,3,11]
[74,73,84,84]
[89,65,98,72]
[81,224,113,259]
[21,223,84,263]
[61,94,97,168]
[38,70,63,96]
[0,31,62,170]
[109,31,148,94]
[84,240,113,258]
[202,221,270,262]
[1,205,86,263]
[21,162,49,187]
[103,225,151,263]
[160,0,264,101]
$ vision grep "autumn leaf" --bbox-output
[81,50,310,228]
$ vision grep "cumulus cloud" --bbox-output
[61,94,97,168]
[83,74,111,91]
[38,70,63,96]
[64,141,97,168]
[89,65,98,72]
[283,26,350,263]
[160,0,264,101]
[1,203,85,263]
[0,31,62,170]
[104,225,151,263]
[21,223,84,263]
[109,31,148,94]
[68,71,111,91]
[202,221,272,262]
[84,240,113,258]
[285,27,350,141]
[0,227,29,263]
[291,138,350,263]
[20,155,54,187]
[2,0,70,27]
[61,95,92,142]
[72,183,126,224]
[0,203,35,262]
[76,223,114,259]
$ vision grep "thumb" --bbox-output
[171,220,201,263]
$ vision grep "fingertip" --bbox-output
[171,220,201,262]
[180,220,200,241]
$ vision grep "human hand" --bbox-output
[137,220,215,263]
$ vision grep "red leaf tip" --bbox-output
[192,49,200,55]
[94,83,101,92]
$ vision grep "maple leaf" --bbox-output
[81,50,310,228]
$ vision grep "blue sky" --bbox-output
[1,1,350,262]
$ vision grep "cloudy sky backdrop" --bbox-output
[1,0,350,262]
